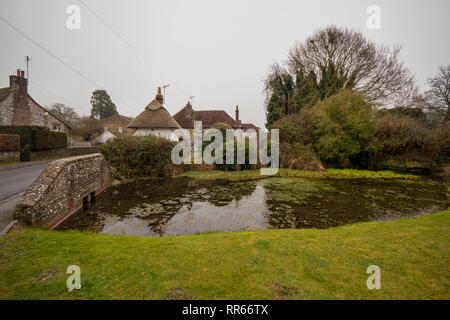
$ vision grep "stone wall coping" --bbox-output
[18,153,106,208]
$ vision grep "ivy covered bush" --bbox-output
[0,134,20,152]
[100,135,180,178]
[0,126,67,151]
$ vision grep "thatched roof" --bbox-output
[127,95,180,129]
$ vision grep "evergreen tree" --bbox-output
[291,70,320,113]
[318,63,346,100]
[266,94,282,128]
[90,90,118,119]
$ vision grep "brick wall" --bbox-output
[14,154,112,228]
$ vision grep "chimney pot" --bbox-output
[155,87,164,104]
[20,70,25,78]
[235,105,240,123]
[16,69,20,77]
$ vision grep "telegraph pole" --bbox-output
[25,56,30,79]
[162,84,170,104]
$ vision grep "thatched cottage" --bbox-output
[127,88,180,141]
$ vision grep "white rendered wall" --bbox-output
[133,128,178,141]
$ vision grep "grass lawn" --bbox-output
[178,168,417,181]
[0,208,448,300]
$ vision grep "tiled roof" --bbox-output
[173,103,242,129]
[102,114,132,123]
[195,110,241,128]
[241,123,259,132]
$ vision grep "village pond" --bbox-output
[58,176,449,237]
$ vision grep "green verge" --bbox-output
[177,168,417,181]
[0,208,448,299]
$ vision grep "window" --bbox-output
[53,125,59,132]
[195,121,202,133]
[119,127,123,133]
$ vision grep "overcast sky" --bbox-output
[0,0,449,128]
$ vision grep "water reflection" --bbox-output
[58,176,449,237]
[164,185,270,236]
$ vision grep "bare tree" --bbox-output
[47,103,80,125]
[284,26,416,107]
[72,116,103,141]
[425,65,450,121]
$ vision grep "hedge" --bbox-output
[0,126,67,151]
[100,134,180,178]
[49,131,68,149]
[0,134,20,152]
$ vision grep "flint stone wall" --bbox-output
[0,151,20,162]
[15,153,112,228]
[31,146,100,159]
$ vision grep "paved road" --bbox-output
[0,163,49,232]
[0,164,47,202]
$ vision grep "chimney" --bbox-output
[185,101,193,119]
[235,105,240,124]
[156,87,164,104]
[10,70,28,95]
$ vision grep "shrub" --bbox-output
[71,117,103,141]
[305,89,379,168]
[280,143,324,171]
[429,121,450,164]
[31,127,50,151]
[21,144,31,162]
[101,135,180,178]
[375,114,430,157]
[48,131,68,149]
[272,113,312,144]
[215,139,258,171]
[0,134,20,152]
[202,122,233,151]
[0,126,67,151]
[210,122,232,138]
[378,107,430,127]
